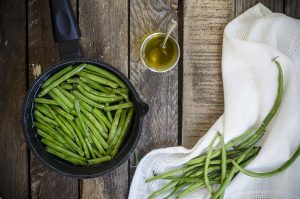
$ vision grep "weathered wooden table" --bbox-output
[0,0,299,198]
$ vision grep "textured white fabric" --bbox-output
[129,4,300,199]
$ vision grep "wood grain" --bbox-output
[284,0,300,18]
[129,0,179,177]
[0,0,29,198]
[235,0,283,16]
[28,0,79,198]
[79,1,129,198]
[181,0,234,148]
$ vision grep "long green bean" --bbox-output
[41,66,72,88]
[39,64,86,97]
[104,102,133,111]
[34,98,58,105]
[73,90,105,109]
[46,147,87,166]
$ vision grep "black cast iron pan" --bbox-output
[22,0,149,178]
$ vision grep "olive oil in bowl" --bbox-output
[140,33,180,72]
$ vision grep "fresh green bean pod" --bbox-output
[78,72,118,88]
[77,85,123,103]
[87,156,112,166]
[41,66,73,88]
[52,87,74,109]
[55,126,83,156]
[91,134,105,154]
[57,86,76,101]
[41,138,86,161]
[147,182,178,199]
[93,148,103,158]
[85,64,127,88]
[77,79,116,97]
[111,108,134,157]
[48,91,71,113]
[46,147,88,166]
[74,100,92,142]
[60,83,73,90]
[34,122,65,143]
[105,103,113,123]
[73,90,105,109]
[85,138,96,159]
[34,113,55,128]
[36,129,67,149]
[34,98,58,105]
[70,121,90,158]
[35,105,54,119]
[80,77,111,93]
[39,64,86,97]
[34,110,57,125]
[81,107,108,140]
[104,102,133,111]
[232,146,300,178]
[51,105,74,121]
[92,108,112,130]
[107,109,122,143]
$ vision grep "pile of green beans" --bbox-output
[146,58,300,199]
[33,63,134,166]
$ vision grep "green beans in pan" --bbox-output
[33,63,135,167]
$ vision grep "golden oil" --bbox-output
[140,33,179,72]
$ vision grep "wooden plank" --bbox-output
[28,0,79,198]
[182,0,234,148]
[129,0,179,176]
[235,0,283,16]
[78,1,129,198]
[284,0,300,18]
[0,0,29,198]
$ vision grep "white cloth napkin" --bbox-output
[129,4,300,199]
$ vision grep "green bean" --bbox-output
[93,108,111,128]
[95,113,108,133]
[48,91,71,113]
[147,182,178,199]
[204,134,220,194]
[60,83,73,90]
[212,147,254,199]
[41,138,87,161]
[73,90,105,109]
[51,105,74,121]
[36,129,67,149]
[85,64,126,88]
[87,156,112,166]
[111,108,134,157]
[79,71,118,88]
[105,103,113,123]
[219,133,227,184]
[91,134,105,154]
[77,99,92,112]
[46,147,87,166]
[80,77,110,93]
[107,109,126,153]
[39,64,86,97]
[66,78,79,84]
[35,105,54,119]
[85,138,96,159]
[46,105,74,139]
[93,148,103,158]
[52,87,74,109]
[74,100,92,142]
[236,59,283,149]
[81,113,108,148]
[104,102,133,111]
[77,79,116,97]
[232,146,300,178]
[108,109,122,143]
[57,86,76,101]
[111,88,129,94]
[81,107,108,140]
[34,110,57,125]
[77,85,123,103]
[34,122,63,142]
[41,66,73,88]
[55,126,84,156]
[70,121,90,159]
[57,115,78,140]
[34,98,58,105]
[176,180,219,199]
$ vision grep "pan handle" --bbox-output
[49,0,82,60]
